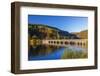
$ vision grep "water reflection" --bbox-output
[28,44,88,60]
[29,45,62,57]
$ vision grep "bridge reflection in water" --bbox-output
[28,39,88,60]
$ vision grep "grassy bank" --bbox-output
[61,49,88,59]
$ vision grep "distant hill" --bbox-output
[72,30,88,39]
[28,24,79,39]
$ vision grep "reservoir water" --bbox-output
[28,44,88,61]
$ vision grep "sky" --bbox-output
[28,15,88,32]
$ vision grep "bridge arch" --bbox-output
[42,39,87,47]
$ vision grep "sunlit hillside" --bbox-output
[28,24,80,40]
[72,30,88,39]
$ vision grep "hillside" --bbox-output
[28,24,79,39]
[72,30,88,39]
